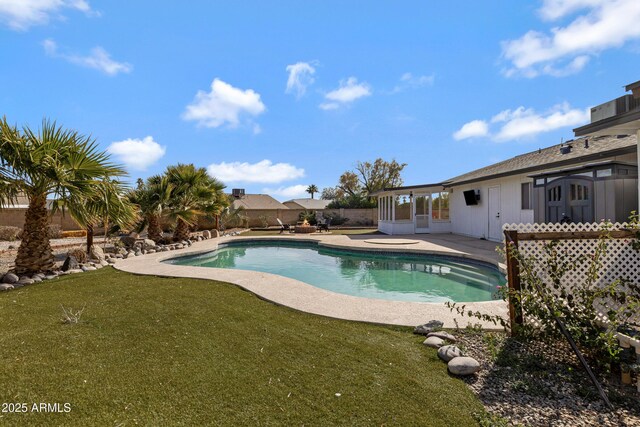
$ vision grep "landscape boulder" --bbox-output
[143,239,156,250]
[437,345,463,362]
[427,331,457,343]
[0,283,14,291]
[89,245,106,262]
[423,336,445,348]
[2,273,19,284]
[61,256,79,272]
[414,320,444,335]
[202,230,211,239]
[448,357,481,376]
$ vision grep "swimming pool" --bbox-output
[166,240,505,303]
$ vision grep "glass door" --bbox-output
[414,194,430,233]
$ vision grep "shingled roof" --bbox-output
[442,134,637,187]
[230,194,289,210]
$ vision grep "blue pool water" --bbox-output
[166,241,505,303]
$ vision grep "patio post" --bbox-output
[504,229,523,335]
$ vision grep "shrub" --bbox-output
[323,212,349,226]
[61,229,87,238]
[48,224,62,239]
[67,247,88,263]
[0,226,21,241]
[298,211,317,225]
[258,215,270,228]
[447,224,640,369]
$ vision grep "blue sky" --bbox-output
[2,1,640,200]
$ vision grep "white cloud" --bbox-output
[263,184,308,199]
[320,77,371,109]
[453,120,490,140]
[43,39,132,76]
[390,72,435,93]
[182,78,266,129]
[285,61,316,98]
[207,160,304,184]
[502,0,640,77]
[492,103,589,141]
[0,0,93,30]
[454,103,589,142]
[107,136,166,171]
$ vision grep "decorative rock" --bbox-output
[423,336,445,348]
[119,235,137,247]
[31,276,42,283]
[107,259,117,264]
[0,283,14,291]
[114,254,124,259]
[17,278,35,285]
[176,244,184,249]
[2,273,19,284]
[44,275,57,280]
[134,251,142,256]
[212,229,220,238]
[81,266,97,271]
[414,320,444,335]
[437,345,464,362]
[33,273,45,279]
[99,260,109,267]
[68,269,83,274]
[147,249,156,254]
[427,331,457,343]
[448,357,481,376]
[94,263,103,269]
[202,230,211,239]
[61,256,79,272]
[89,245,106,262]
[143,239,156,250]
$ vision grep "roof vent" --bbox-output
[584,139,589,149]
[231,188,245,199]
[560,145,572,155]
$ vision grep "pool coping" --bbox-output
[114,234,508,330]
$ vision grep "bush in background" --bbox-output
[67,247,88,263]
[323,212,349,226]
[48,224,62,239]
[0,226,21,241]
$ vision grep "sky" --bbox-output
[2,0,640,200]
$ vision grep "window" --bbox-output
[535,178,545,186]
[432,192,450,221]
[596,168,612,178]
[394,194,412,220]
[521,182,532,210]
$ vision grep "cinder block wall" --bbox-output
[0,208,82,230]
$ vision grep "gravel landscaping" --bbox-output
[452,328,640,426]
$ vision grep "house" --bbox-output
[282,198,332,210]
[230,193,289,211]
[376,134,638,241]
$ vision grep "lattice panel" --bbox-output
[503,222,640,326]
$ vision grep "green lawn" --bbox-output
[0,268,484,426]
[242,228,380,236]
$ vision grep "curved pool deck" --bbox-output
[114,234,508,330]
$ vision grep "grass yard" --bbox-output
[241,228,380,236]
[0,268,484,426]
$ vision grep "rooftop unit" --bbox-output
[231,188,245,199]
[590,95,640,123]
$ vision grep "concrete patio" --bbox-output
[114,233,508,330]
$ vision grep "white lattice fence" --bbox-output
[504,222,640,392]
[503,222,640,323]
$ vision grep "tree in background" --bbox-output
[306,184,319,199]
[0,118,127,274]
[164,164,229,242]
[128,175,173,243]
[327,158,406,208]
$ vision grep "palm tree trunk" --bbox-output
[15,194,54,274]
[147,213,163,243]
[86,224,94,254]
[173,218,190,242]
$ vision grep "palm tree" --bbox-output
[128,175,173,243]
[306,184,319,199]
[59,178,139,253]
[0,118,127,274]
[164,164,229,242]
